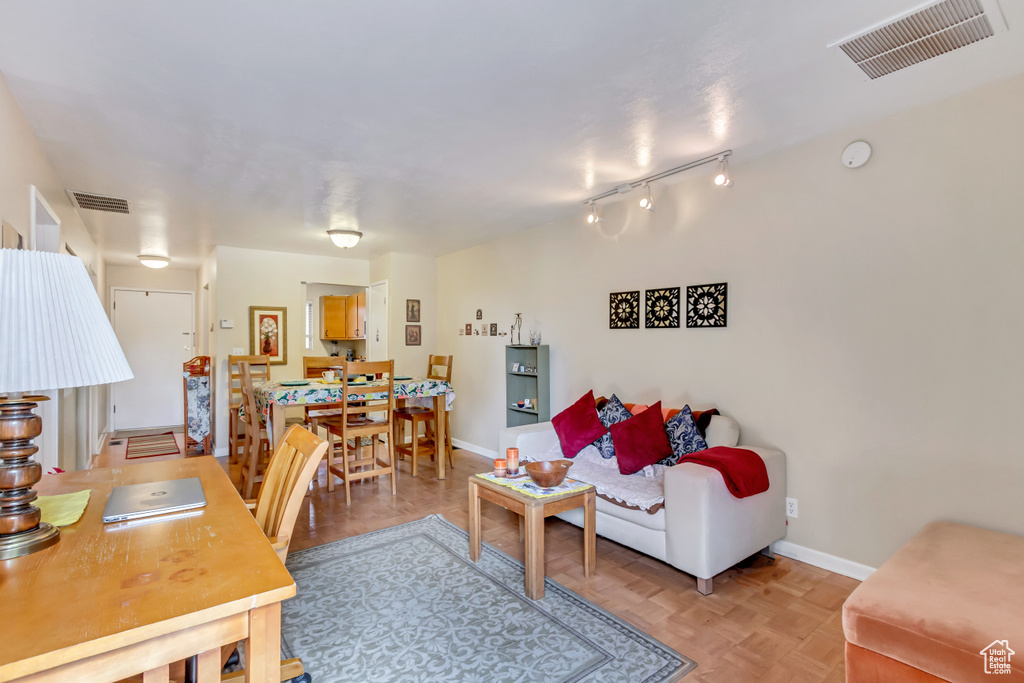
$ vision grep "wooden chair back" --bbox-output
[229,355,270,408]
[252,425,328,562]
[303,356,344,379]
[341,359,395,424]
[237,361,262,429]
[427,355,453,382]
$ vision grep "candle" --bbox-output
[506,447,519,474]
[494,458,507,477]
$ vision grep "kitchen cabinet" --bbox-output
[320,292,366,340]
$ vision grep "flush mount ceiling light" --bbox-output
[713,155,733,188]
[137,255,170,269]
[327,229,363,248]
[639,184,654,211]
[583,150,732,220]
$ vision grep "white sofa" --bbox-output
[499,414,787,594]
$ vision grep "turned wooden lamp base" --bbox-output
[0,396,61,560]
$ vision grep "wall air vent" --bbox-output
[66,190,132,214]
[829,0,1007,80]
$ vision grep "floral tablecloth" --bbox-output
[247,378,455,426]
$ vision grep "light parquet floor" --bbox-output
[96,438,858,682]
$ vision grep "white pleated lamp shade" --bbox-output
[0,249,133,393]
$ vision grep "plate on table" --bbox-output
[347,380,369,386]
[279,380,309,387]
[394,375,413,381]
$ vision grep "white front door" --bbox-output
[112,289,195,430]
[368,281,388,361]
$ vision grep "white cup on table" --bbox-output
[322,370,336,382]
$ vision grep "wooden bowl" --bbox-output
[525,460,573,488]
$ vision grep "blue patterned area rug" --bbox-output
[281,514,696,682]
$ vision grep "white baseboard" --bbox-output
[214,446,230,457]
[774,540,876,581]
[452,438,498,460]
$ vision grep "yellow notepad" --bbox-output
[36,489,91,527]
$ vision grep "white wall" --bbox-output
[212,245,369,451]
[370,252,439,376]
[437,73,1024,569]
[0,71,108,470]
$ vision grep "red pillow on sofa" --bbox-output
[551,390,607,458]
[611,401,673,475]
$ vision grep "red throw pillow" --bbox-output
[611,401,673,475]
[551,390,607,458]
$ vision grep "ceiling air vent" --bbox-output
[829,0,1007,80]
[67,190,132,214]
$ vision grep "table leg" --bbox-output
[244,602,281,683]
[433,394,447,479]
[468,479,481,562]
[519,515,525,542]
[524,504,545,600]
[271,403,286,450]
[583,490,596,577]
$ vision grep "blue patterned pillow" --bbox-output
[592,395,633,459]
[661,405,708,466]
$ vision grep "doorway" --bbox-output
[368,280,388,361]
[111,288,195,431]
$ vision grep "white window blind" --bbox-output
[304,300,313,350]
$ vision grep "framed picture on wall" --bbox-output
[249,306,288,364]
[406,299,421,322]
[406,325,421,346]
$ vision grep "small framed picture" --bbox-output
[465,323,472,335]
[405,325,421,346]
[489,323,497,336]
[512,363,520,372]
[249,306,288,365]
[476,308,483,320]
[406,299,421,323]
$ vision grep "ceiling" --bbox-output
[1,1,1023,267]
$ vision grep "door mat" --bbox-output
[125,432,181,459]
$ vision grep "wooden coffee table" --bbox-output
[468,474,596,600]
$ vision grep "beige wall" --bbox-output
[212,245,369,451]
[0,72,108,470]
[437,74,1024,569]
[370,252,439,376]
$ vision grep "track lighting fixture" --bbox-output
[639,184,653,211]
[327,229,363,248]
[714,155,733,188]
[582,150,732,221]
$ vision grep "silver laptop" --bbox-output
[102,477,207,523]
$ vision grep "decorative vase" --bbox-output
[262,337,272,354]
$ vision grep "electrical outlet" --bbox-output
[786,497,799,518]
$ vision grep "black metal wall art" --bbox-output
[686,283,728,327]
[609,291,640,329]
[645,288,680,328]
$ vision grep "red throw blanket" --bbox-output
[678,446,769,498]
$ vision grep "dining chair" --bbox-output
[320,360,397,505]
[221,423,327,683]
[302,355,347,435]
[394,354,453,477]
[228,354,270,463]
[238,361,271,499]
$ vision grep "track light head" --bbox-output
[639,184,653,211]
[714,156,733,188]
[587,203,600,224]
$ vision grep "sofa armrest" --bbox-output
[498,422,560,460]
[663,446,787,580]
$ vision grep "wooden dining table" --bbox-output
[251,376,456,479]
[0,457,293,683]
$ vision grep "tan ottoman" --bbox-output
[843,521,1024,682]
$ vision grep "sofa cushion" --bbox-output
[612,402,673,475]
[661,405,708,465]
[592,394,633,459]
[551,390,606,458]
[843,521,1024,682]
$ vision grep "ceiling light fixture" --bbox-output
[713,155,733,188]
[582,150,732,219]
[137,255,170,269]
[639,184,654,211]
[327,229,363,249]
